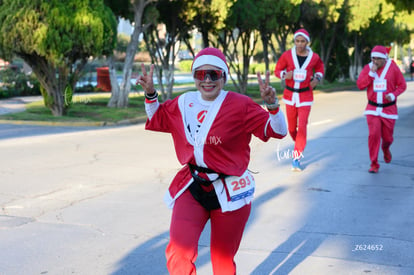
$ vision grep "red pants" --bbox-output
[166,189,251,275]
[285,104,311,158]
[366,115,395,167]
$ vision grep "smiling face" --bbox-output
[194,65,225,101]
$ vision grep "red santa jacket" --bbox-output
[357,59,406,119]
[274,47,324,106]
[145,91,286,212]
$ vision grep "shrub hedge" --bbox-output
[0,67,41,98]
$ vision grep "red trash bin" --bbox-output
[96,67,111,91]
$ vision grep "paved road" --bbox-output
[0,123,102,140]
[0,83,413,275]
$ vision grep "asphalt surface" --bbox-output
[0,82,413,275]
[0,96,38,115]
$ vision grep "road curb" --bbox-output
[0,116,148,127]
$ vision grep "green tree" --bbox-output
[143,0,192,100]
[357,14,410,64]
[347,0,410,80]
[0,0,117,116]
[106,0,156,108]
[385,0,414,13]
[219,0,260,94]
[270,0,301,61]
[186,0,234,51]
[300,0,349,82]
[256,0,300,72]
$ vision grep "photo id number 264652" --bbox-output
[352,244,383,252]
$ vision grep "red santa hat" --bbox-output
[371,45,390,59]
[191,47,229,82]
[294,28,310,42]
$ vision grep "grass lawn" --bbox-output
[0,79,357,125]
[0,93,147,124]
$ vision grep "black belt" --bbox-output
[187,163,229,210]
[188,163,228,186]
[286,86,310,93]
[368,100,395,107]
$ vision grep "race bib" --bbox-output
[224,170,255,202]
[293,69,307,82]
[373,79,387,92]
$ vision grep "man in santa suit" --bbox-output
[357,45,406,173]
[274,28,325,171]
[136,47,287,274]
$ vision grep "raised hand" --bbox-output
[257,71,276,105]
[136,63,155,95]
[371,63,378,73]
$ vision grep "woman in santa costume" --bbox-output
[274,28,325,171]
[136,47,287,274]
[357,45,406,173]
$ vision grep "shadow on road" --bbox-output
[249,104,414,274]
[109,186,287,275]
[112,103,413,274]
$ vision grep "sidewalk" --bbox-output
[0,94,148,127]
[0,96,40,115]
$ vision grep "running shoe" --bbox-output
[368,164,379,173]
[383,148,392,163]
[292,159,302,171]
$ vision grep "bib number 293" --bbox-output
[225,171,255,202]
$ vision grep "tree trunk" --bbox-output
[260,31,270,72]
[21,53,69,116]
[164,64,174,100]
[202,29,209,48]
[38,79,67,116]
[108,0,147,108]
[107,56,120,107]
[49,87,66,116]
[349,34,362,82]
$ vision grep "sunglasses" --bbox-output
[194,70,224,81]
